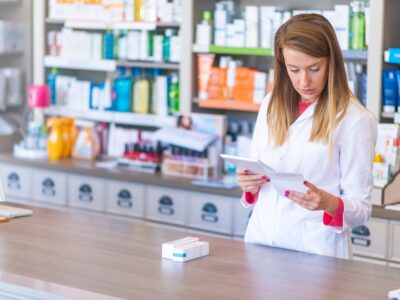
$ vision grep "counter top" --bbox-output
[1,204,399,300]
[1,153,400,221]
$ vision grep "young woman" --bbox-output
[237,14,377,258]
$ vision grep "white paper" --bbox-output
[220,154,307,197]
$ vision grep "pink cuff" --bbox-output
[323,198,344,227]
[244,190,260,205]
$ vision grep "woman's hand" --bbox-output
[236,169,270,195]
[285,181,339,215]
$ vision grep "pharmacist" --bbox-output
[237,14,377,259]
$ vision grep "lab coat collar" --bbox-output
[293,101,317,124]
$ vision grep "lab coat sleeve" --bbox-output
[240,95,270,207]
[336,112,377,232]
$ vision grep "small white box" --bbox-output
[172,241,209,262]
[162,237,200,260]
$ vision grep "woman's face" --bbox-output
[282,47,328,103]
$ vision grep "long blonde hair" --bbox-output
[267,14,352,149]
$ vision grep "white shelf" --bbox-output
[48,20,179,31]
[117,60,179,70]
[44,56,117,72]
[45,106,176,127]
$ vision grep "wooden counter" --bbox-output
[1,205,399,300]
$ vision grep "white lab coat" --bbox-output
[244,94,377,259]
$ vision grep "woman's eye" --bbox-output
[290,69,299,73]
[310,68,320,72]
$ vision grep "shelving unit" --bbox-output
[33,0,397,123]
[33,0,194,126]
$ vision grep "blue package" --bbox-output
[382,70,398,113]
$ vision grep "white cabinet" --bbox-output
[106,180,145,218]
[188,192,233,235]
[0,164,31,199]
[351,218,389,260]
[68,175,105,211]
[389,220,400,263]
[233,198,253,237]
[146,186,187,225]
[32,169,67,205]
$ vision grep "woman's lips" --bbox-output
[300,89,316,95]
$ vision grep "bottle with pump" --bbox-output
[47,68,58,105]
[350,1,366,50]
[168,73,179,115]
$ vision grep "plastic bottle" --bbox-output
[350,1,366,50]
[130,68,141,112]
[113,67,132,112]
[134,70,150,114]
[196,11,212,47]
[135,0,144,21]
[47,68,58,105]
[163,29,174,62]
[47,118,63,160]
[151,68,161,114]
[61,118,72,158]
[168,73,179,115]
[102,30,115,59]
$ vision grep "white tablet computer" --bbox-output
[220,154,275,175]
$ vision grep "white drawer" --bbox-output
[106,180,145,217]
[0,164,31,199]
[146,186,187,225]
[233,199,253,237]
[32,169,67,205]
[389,220,400,263]
[351,218,389,259]
[188,192,233,235]
[68,175,105,211]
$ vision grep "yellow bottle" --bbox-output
[61,118,72,158]
[47,118,63,160]
[134,0,144,21]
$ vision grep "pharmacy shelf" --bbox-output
[196,98,260,112]
[341,50,368,61]
[45,19,179,30]
[193,44,273,56]
[117,60,179,70]
[45,106,176,127]
[44,56,117,72]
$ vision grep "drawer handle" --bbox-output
[201,214,218,223]
[42,178,56,196]
[118,199,133,208]
[351,237,371,247]
[79,194,93,203]
[7,172,20,190]
[79,184,93,203]
[158,206,174,215]
[201,203,218,223]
